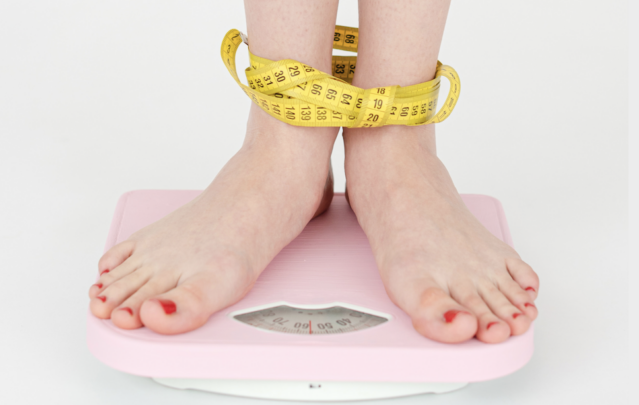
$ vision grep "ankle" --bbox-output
[343,124,465,205]
[344,124,437,161]
[243,104,339,159]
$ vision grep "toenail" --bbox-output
[119,307,133,315]
[94,283,103,289]
[97,296,106,303]
[443,310,468,323]
[525,287,535,292]
[524,303,536,308]
[512,313,522,319]
[486,322,498,330]
[156,299,177,315]
[100,269,110,275]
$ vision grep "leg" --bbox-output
[88,0,340,334]
[343,0,539,343]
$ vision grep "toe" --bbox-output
[506,258,539,301]
[89,269,151,319]
[89,257,139,299]
[111,274,178,329]
[98,240,135,275]
[478,282,532,336]
[496,275,538,320]
[410,286,478,343]
[453,286,511,344]
[140,273,240,335]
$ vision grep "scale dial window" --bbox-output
[233,305,388,335]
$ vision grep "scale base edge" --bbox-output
[152,378,468,401]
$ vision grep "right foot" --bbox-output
[88,105,337,334]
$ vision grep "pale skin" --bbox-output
[89,0,539,343]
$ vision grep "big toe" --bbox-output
[139,274,241,335]
[410,287,478,343]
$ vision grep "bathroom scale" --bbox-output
[87,190,534,401]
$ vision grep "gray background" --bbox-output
[0,0,631,404]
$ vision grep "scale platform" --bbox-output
[87,190,534,401]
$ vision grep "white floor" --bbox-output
[0,1,631,404]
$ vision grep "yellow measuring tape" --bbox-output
[221,26,460,128]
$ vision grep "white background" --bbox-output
[0,1,632,404]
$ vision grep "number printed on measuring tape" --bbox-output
[221,26,460,128]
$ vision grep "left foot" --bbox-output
[343,124,539,344]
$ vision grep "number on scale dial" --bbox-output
[233,305,388,334]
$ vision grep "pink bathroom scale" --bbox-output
[87,190,534,401]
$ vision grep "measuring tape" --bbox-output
[220,26,460,128]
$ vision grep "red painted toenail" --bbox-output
[94,283,103,289]
[100,269,110,275]
[444,310,467,323]
[97,296,106,303]
[486,322,498,330]
[157,299,176,315]
[119,307,133,315]
[524,303,536,308]
[513,313,522,319]
[525,287,535,292]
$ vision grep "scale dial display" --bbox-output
[233,305,388,335]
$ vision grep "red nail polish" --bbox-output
[119,307,133,315]
[94,283,103,289]
[524,303,536,308]
[157,299,176,315]
[97,296,106,303]
[513,313,522,319]
[525,287,535,292]
[444,310,467,323]
[486,322,498,330]
[100,269,110,275]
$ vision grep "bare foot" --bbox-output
[88,104,337,334]
[343,124,539,344]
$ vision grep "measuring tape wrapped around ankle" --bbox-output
[220,26,460,128]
